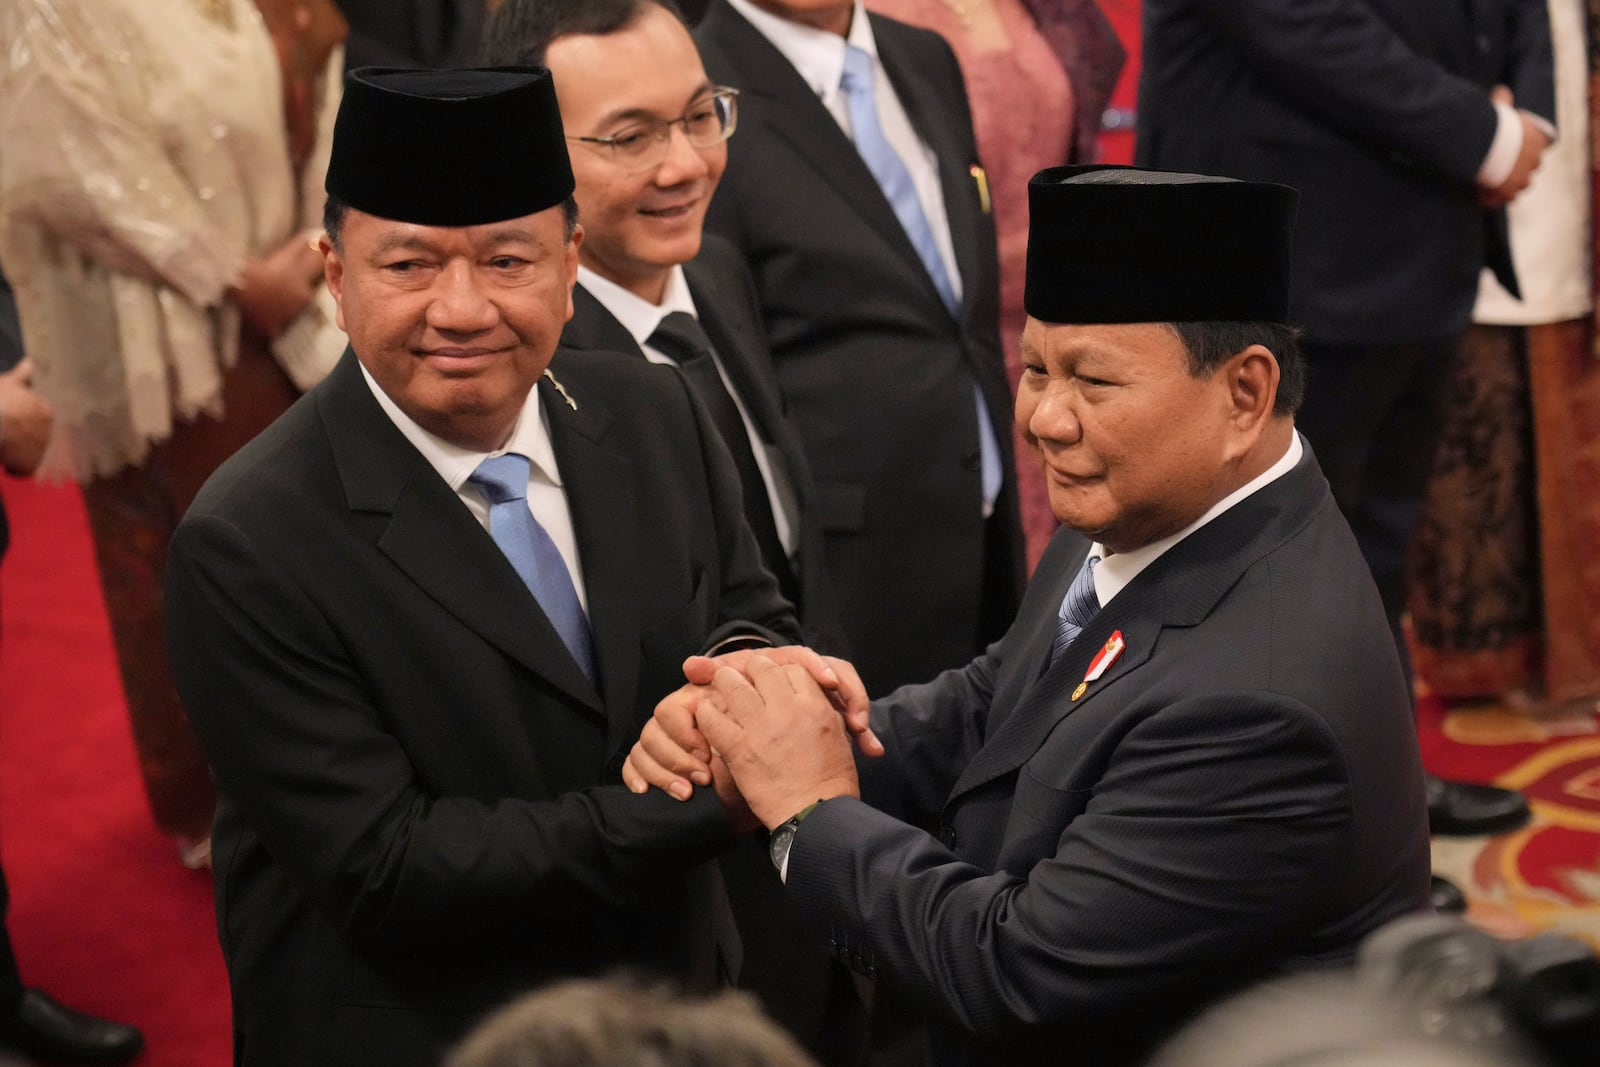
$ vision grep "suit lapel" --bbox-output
[539,361,646,751]
[317,352,604,714]
[565,284,646,357]
[700,3,937,292]
[951,594,1160,800]
[948,447,1334,800]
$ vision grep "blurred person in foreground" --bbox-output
[445,978,820,1067]
[162,65,846,1067]
[626,166,1432,1067]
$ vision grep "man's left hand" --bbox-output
[697,654,860,830]
[0,358,54,475]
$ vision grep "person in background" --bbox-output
[863,0,1124,566]
[1137,0,1556,896]
[479,5,864,1056]
[333,0,487,69]
[0,268,144,1065]
[444,979,821,1067]
[0,0,348,868]
[693,0,1028,700]
[1409,0,1600,726]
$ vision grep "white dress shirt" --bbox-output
[577,263,798,556]
[360,363,590,612]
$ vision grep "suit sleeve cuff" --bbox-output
[1477,101,1524,187]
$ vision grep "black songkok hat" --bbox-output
[1024,165,1298,324]
[326,66,574,226]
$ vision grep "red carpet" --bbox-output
[1417,685,1600,949]
[0,473,231,1067]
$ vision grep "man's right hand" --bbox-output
[1479,92,1551,208]
[0,358,54,475]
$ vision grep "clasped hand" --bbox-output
[623,647,882,830]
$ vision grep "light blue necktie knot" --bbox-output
[469,452,597,686]
[1050,554,1102,664]
[471,453,530,506]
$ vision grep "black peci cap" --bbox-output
[1024,165,1298,325]
[326,66,575,227]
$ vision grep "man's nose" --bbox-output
[426,261,498,333]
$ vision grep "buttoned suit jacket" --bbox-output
[560,235,847,656]
[164,349,801,1067]
[696,1,1026,696]
[781,443,1432,1067]
[1137,0,1554,344]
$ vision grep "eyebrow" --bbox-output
[369,226,546,258]
[592,80,718,130]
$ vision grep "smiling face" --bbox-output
[323,205,581,452]
[1015,319,1279,554]
[547,5,726,304]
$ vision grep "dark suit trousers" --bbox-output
[1295,337,1461,683]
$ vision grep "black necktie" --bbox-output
[647,312,795,604]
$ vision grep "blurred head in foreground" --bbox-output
[443,977,821,1067]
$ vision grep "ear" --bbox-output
[320,234,347,332]
[561,223,584,324]
[1222,343,1279,445]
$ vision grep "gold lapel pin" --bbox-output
[970,164,991,215]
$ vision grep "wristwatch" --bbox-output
[768,800,822,874]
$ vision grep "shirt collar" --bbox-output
[724,0,877,106]
[1091,431,1304,607]
[576,263,697,348]
[359,361,564,492]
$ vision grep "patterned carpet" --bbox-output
[1419,689,1600,951]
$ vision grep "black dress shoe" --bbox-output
[0,988,143,1063]
[1425,773,1532,837]
[1430,874,1468,915]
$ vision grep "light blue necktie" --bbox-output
[839,44,958,316]
[1050,554,1102,664]
[839,44,1002,512]
[469,453,597,685]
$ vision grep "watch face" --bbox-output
[769,822,797,871]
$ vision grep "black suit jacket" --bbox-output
[1137,0,1554,344]
[696,2,1025,696]
[165,350,801,1067]
[333,0,483,69]
[783,442,1432,1066]
[560,236,847,655]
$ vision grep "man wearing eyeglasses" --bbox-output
[480,3,862,1061]
[482,0,844,659]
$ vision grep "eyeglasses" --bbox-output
[568,87,740,172]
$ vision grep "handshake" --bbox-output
[622,648,885,832]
